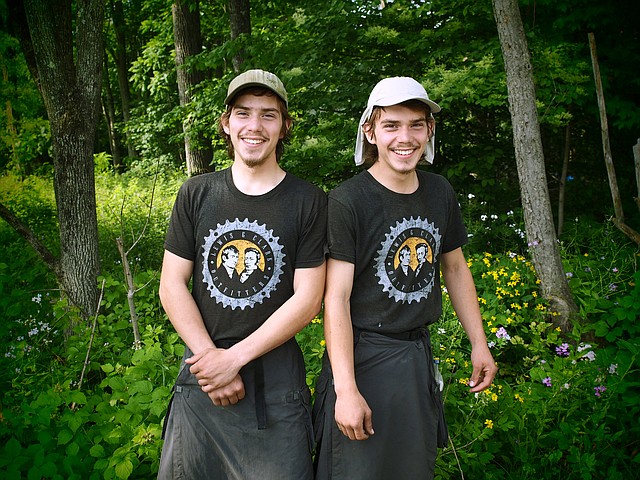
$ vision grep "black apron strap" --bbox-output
[216,339,267,430]
[254,356,267,429]
[161,385,175,440]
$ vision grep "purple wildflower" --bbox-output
[542,377,552,387]
[555,343,570,357]
[594,386,606,397]
[496,327,511,341]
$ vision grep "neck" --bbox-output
[368,163,419,194]
[231,160,286,195]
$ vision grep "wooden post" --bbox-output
[634,138,640,211]
[558,123,570,237]
[588,32,624,223]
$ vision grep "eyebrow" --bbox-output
[379,116,427,125]
[232,104,280,114]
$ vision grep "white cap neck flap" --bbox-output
[354,77,441,166]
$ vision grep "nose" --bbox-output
[246,113,263,131]
[397,125,412,142]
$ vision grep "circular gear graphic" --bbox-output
[374,216,442,303]
[201,218,285,310]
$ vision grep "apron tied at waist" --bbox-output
[352,326,449,448]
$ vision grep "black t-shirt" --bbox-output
[328,170,467,333]
[165,168,327,342]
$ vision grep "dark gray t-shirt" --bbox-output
[328,169,467,333]
[165,168,327,342]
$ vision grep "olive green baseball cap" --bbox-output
[224,69,288,107]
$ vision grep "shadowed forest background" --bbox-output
[0,0,639,478]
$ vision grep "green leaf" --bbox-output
[3,437,22,457]
[65,441,80,457]
[101,363,115,373]
[89,444,106,458]
[115,458,134,479]
[57,428,74,445]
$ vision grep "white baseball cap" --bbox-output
[354,77,440,166]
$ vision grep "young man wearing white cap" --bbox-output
[313,77,497,479]
[158,69,326,479]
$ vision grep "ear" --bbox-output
[221,115,230,135]
[279,118,292,139]
[363,125,376,145]
[427,119,435,139]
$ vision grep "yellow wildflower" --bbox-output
[484,419,494,429]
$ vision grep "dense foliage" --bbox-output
[1,173,638,478]
[2,0,639,221]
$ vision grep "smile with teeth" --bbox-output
[392,148,416,156]
[243,138,266,145]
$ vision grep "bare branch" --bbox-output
[0,202,61,278]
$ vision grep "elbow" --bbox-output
[299,288,324,328]
[305,293,323,326]
[158,277,174,309]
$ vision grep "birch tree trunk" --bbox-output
[492,0,577,331]
[22,0,104,319]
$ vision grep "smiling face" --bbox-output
[221,91,291,168]
[364,102,434,178]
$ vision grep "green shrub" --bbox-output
[1,170,637,479]
[432,248,639,479]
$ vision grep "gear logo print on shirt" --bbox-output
[374,217,442,303]
[201,219,285,310]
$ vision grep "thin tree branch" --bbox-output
[0,202,61,277]
[73,277,106,409]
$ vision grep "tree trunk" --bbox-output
[588,33,624,223]
[102,53,124,172]
[492,0,577,331]
[228,0,251,72]
[22,0,103,319]
[110,0,136,159]
[172,0,213,176]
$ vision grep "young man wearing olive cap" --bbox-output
[158,69,327,479]
[313,76,497,479]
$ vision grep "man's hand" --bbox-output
[468,346,498,393]
[334,390,374,441]
[206,374,246,406]
[186,348,242,390]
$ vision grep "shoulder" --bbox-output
[329,171,369,201]
[179,170,225,192]
[417,169,451,186]
[417,170,457,196]
[283,173,327,200]
[175,171,228,203]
